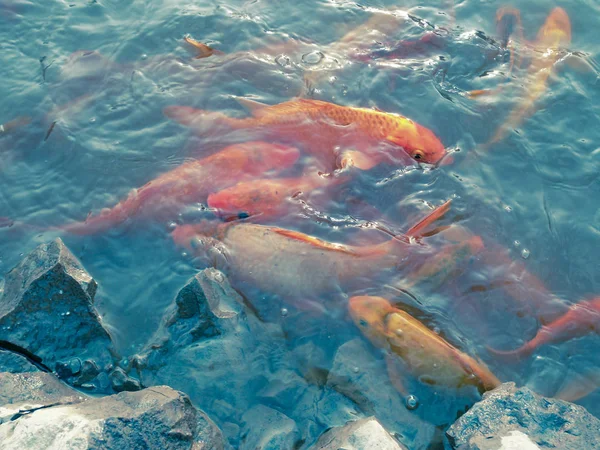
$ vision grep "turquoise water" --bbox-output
[1,0,600,447]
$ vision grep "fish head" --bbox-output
[243,142,301,174]
[538,7,571,46]
[386,121,449,165]
[349,296,395,348]
[208,179,290,218]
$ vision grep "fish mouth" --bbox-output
[435,150,455,167]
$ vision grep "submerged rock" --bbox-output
[239,404,301,450]
[0,239,115,389]
[446,382,600,450]
[310,417,407,450]
[133,269,358,447]
[0,372,225,450]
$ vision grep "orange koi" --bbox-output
[164,98,448,167]
[172,201,451,302]
[349,295,500,394]
[207,173,336,220]
[482,7,572,147]
[488,297,600,361]
[59,142,299,234]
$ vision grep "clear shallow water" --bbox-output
[1,0,600,447]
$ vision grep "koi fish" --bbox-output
[481,7,572,147]
[488,297,600,361]
[56,142,299,235]
[349,295,501,394]
[164,98,448,166]
[171,201,451,303]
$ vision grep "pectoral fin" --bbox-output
[338,150,379,171]
[385,353,409,396]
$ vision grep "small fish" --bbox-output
[207,174,333,220]
[58,142,299,234]
[488,297,600,361]
[172,201,452,303]
[349,295,501,394]
[164,98,448,166]
[482,7,572,147]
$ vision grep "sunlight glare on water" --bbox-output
[1,0,599,448]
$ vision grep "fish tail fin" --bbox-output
[405,199,452,238]
[486,343,532,363]
[164,106,242,132]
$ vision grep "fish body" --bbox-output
[489,297,600,360]
[63,142,299,234]
[349,295,500,393]
[164,98,447,166]
[487,7,571,146]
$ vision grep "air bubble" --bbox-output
[275,55,291,67]
[521,248,530,259]
[59,290,63,295]
[281,308,288,317]
[214,272,224,283]
[405,394,419,410]
[514,240,520,248]
[301,51,324,65]
[352,366,360,374]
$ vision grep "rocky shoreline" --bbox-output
[1,239,598,449]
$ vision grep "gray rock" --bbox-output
[326,338,435,449]
[134,270,365,447]
[310,417,407,450]
[446,382,600,450]
[239,404,301,450]
[0,377,225,450]
[0,372,86,423]
[0,239,115,389]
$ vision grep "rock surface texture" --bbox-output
[0,239,117,390]
[446,382,600,450]
[0,372,225,450]
[310,417,407,450]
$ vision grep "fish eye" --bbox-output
[359,319,369,328]
[412,150,424,161]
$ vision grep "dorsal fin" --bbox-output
[270,227,358,255]
[184,37,218,59]
[405,199,452,238]
[233,97,270,117]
